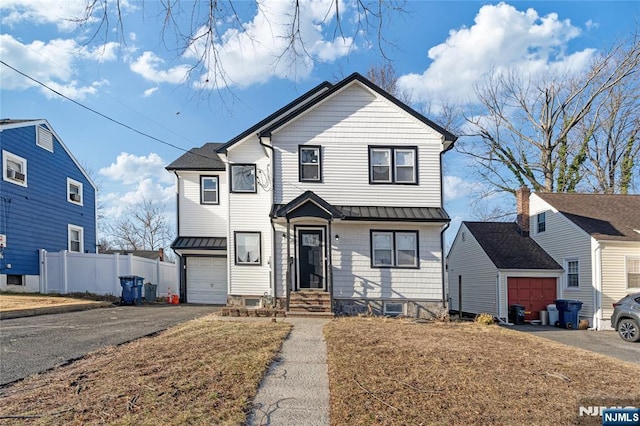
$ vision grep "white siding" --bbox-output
[177,171,228,236]
[530,194,594,322]
[447,224,500,317]
[332,222,443,300]
[272,84,444,207]
[600,242,640,322]
[227,138,272,296]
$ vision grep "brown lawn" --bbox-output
[0,294,105,312]
[325,317,640,426]
[0,318,291,425]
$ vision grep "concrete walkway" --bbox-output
[248,318,331,426]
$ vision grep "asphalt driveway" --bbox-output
[510,324,640,364]
[0,304,219,385]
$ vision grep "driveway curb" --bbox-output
[0,301,114,320]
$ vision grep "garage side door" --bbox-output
[507,277,557,321]
[187,257,227,304]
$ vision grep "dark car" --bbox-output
[611,293,640,342]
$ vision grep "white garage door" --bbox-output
[187,257,227,304]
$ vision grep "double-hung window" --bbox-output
[68,225,84,253]
[201,176,219,204]
[230,164,256,193]
[67,178,83,205]
[235,232,261,265]
[565,259,579,288]
[369,147,417,184]
[299,146,321,182]
[537,212,546,233]
[371,230,418,268]
[627,257,640,289]
[2,150,27,186]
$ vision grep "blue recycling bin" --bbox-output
[554,299,583,329]
[119,276,144,305]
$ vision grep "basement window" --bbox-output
[383,302,405,316]
[7,275,24,286]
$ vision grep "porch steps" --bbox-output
[287,291,334,318]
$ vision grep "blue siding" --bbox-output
[0,123,96,275]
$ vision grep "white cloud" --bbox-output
[99,152,173,185]
[444,175,486,201]
[143,87,158,97]
[398,3,595,107]
[0,34,117,98]
[1,0,90,31]
[130,51,191,84]
[101,178,175,218]
[185,0,353,88]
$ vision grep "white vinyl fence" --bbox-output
[39,250,178,298]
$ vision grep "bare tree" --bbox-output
[460,32,640,195]
[76,1,406,92]
[105,198,172,251]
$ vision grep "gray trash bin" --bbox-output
[144,283,158,303]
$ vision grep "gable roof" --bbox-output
[217,72,457,153]
[258,72,457,144]
[0,119,97,190]
[215,81,333,153]
[536,193,640,242]
[464,222,562,270]
[165,143,226,171]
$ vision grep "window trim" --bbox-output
[370,230,419,269]
[564,258,579,289]
[68,224,84,253]
[37,125,54,152]
[626,256,640,290]
[2,150,28,187]
[200,175,220,205]
[67,177,84,206]
[6,274,25,286]
[368,146,418,185]
[234,231,262,266]
[537,212,546,234]
[383,301,406,316]
[230,164,257,193]
[298,145,322,182]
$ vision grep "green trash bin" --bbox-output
[144,283,158,303]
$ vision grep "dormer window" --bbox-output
[2,150,27,187]
[67,178,83,205]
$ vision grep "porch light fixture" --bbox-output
[335,234,340,242]
[282,233,286,240]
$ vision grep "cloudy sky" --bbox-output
[1,0,638,246]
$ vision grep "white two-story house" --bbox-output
[166,73,457,317]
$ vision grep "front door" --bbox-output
[298,229,325,290]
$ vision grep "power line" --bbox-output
[1,60,213,160]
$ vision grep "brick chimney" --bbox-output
[158,247,165,261]
[516,186,530,236]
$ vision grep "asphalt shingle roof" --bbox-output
[536,193,640,242]
[165,143,226,171]
[464,222,562,270]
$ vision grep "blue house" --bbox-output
[0,119,97,292]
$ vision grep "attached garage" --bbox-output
[186,257,227,304]
[507,277,557,321]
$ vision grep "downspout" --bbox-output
[173,170,184,300]
[440,221,450,308]
[327,219,334,313]
[593,241,602,330]
[260,136,277,302]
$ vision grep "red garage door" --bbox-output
[507,277,557,321]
